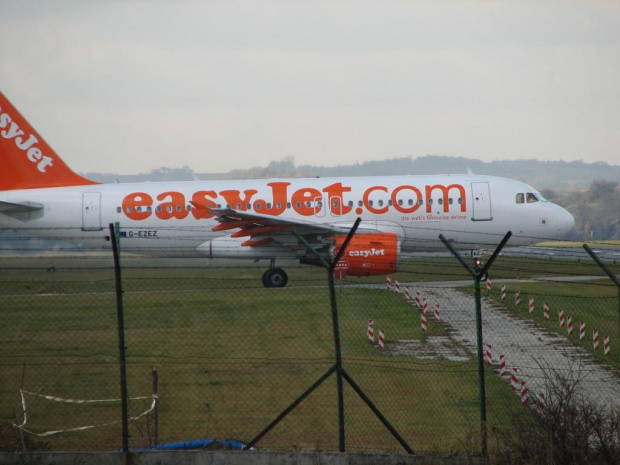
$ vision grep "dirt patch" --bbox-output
[384,336,471,361]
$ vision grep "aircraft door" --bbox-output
[471,182,492,221]
[314,196,344,217]
[314,196,326,217]
[329,196,343,217]
[82,192,103,231]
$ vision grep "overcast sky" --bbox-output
[1,1,619,175]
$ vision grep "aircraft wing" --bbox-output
[204,207,375,247]
[0,200,44,222]
[0,201,43,214]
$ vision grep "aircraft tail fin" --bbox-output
[0,93,98,191]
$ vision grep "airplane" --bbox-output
[0,92,575,287]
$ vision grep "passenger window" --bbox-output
[526,193,538,203]
[516,193,525,204]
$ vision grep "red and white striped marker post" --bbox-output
[579,321,586,340]
[567,316,573,335]
[415,291,421,309]
[422,297,428,315]
[558,308,565,327]
[515,290,521,306]
[593,330,600,349]
[499,354,506,377]
[520,381,529,405]
[536,393,545,417]
[486,277,492,293]
[378,329,385,349]
[501,285,506,301]
[604,335,610,356]
[434,304,440,322]
[421,312,427,331]
[386,276,392,291]
[485,344,493,366]
[394,279,401,293]
[367,319,375,344]
[403,286,411,301]
[511,367,519,391]
[543,303,549,320]
[528,297,534,315]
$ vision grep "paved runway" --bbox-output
[409,284,620,410]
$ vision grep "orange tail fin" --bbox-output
[0,93,98,190]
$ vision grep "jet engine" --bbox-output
[330,233,400,276]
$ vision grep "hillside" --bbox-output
[84,156,620,191]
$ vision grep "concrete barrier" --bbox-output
[0,451,485,465]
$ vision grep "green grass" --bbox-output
[481,279,620,368]
[2,255,612,453]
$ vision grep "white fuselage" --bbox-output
[0,174,574,258]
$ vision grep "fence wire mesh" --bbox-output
[1,238,619,456]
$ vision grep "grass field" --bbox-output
[1,253,618,453]
[481,279,620,368]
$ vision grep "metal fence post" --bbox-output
[583,244,620,339]
[245,219,413,454]
[439,231,512,457]
[109,222,129,452]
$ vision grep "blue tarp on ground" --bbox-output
[130,439,255,451]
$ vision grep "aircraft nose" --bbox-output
[556,206,575,237]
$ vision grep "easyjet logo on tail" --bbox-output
[0,105,53,173]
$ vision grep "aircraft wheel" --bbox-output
[262,268,288,288]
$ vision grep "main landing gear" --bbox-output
[262,266,288,288]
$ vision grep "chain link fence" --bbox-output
[1,235,619,457]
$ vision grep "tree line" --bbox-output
[542,180,620,241]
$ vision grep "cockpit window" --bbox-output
[516,193,525,204]
[526,193,539,203]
